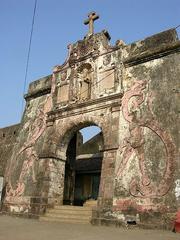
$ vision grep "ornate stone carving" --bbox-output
[116,80,176,198]
[5,76,56,201]
[103,54,111,66]
[69,37,100,64]
[77,63,92,101]
[61,70,67,81]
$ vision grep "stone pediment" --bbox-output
[52,28,121,108]
[68,31,111,63]
[53,31,112,74]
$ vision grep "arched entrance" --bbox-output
[63,125,103,206]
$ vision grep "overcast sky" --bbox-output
[0,0,179,132]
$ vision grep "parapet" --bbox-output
[24,75,52,101]
[123,28,179,66]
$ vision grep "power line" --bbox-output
[21,0,37,115]
[175,24,180,29]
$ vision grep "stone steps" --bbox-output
[40,205,92,224]
[47,209,92,215]
[54,205,92,211]
[40,216,90,224]
[45,212,91,220]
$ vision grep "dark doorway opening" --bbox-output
[63,126,103,206]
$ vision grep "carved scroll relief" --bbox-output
[116,80,176,198]
[5,75,56,202]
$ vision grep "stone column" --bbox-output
[30,157,65,216]
[47,158,66,206]
[98,149,117,207]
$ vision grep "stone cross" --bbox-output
[84,12,99,36]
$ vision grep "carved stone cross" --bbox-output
[84,12,99,36]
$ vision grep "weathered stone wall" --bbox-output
[3,74,53,216]
[107,29,179,228]
[1,27,179,228]
[0,124,20,176]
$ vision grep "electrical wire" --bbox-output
[21,0,37,115]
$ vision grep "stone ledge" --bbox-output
[24,86,51,101]
[124,41,180,67]
[47,92,122,121]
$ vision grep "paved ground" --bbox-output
[0,215,179,240]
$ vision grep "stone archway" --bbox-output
[57,121,104,205]
[38,107,119,210]
[62,125,103,206]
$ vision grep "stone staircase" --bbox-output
[40,205,93,224]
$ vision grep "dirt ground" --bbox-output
[0,215,179,240]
